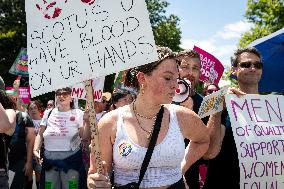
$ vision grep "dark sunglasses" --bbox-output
[206,89,219,94]
[56,91,70,97]
[238,61,263,69]
[101,99,109,103]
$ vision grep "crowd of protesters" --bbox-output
[0,45,276,189]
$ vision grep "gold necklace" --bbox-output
[132,102,157,140]
[133,100,157,120]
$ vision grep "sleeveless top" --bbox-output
[113,104,185,188]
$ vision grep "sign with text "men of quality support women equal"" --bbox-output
[226,94,284,189]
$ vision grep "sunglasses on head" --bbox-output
[238,61,263,69]
[206,89,219,94]
[56,91,70,97]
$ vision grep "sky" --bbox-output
[166,0,253,69]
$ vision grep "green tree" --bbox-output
[0,0,26,85]
[239,0,284,47]
[146,0,182,51]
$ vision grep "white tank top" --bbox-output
[113,104,185,188]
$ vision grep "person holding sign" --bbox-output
[203,47,263,189]
[87,47,210,189]
[34,87,91,189]
[175,50,225,189]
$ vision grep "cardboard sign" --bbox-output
[193,46,224,84]
[225,94,284,189]
[26,0,158,97]
[71,77,105,101]
[198,86,228,118]
[6,87,31,104]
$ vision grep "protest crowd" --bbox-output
[1,44,278,189]
[0,1,283,189]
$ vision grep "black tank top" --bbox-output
[0,133,11,170]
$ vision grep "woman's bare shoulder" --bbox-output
[98,105,130,129]
[165,104,196,117]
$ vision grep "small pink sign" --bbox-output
[193,46,224,84]
[6,87,31,104]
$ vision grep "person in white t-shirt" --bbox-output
[33,87,91,189]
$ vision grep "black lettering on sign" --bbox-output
[126,17,140,32]
[102,25,112,41]
[121,0,134,12]
[52,21,64,40]
[92,5,109,22]
[103,47,114,68]
[76,8,88,29]
[42,25,52,44]
[138,36,154,55]
[29,57,38,66]
[80,29,93,50]
[111,43,125,64]
[89,49,103,71]
[60,61,83,79]
[30,30,43,48]
[39,48,48,64]
[58,41,69,59]
[111,20,124,38]
[63,14,76,33]
[124,39,137,59]
[30,70,52,90]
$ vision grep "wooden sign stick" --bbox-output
[84,79,103,174]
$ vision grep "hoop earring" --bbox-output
[140,84,145,95]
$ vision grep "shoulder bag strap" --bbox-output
[137,105,164,186]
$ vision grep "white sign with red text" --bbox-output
[26,0,158,97]
[71,77,105,101]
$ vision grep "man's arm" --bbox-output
[24,115,35,179]
[25,127,35,179]
[203,112,226,159]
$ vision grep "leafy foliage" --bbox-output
[0,0,26,85]
[239,0,284,47]
[146,0,182,51]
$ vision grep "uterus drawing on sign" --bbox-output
[35,0,95,19]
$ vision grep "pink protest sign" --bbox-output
[193,46,224,84]
[6,87,31,104]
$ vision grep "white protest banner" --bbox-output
[71,77,105,101]
[198,86,228,118]
[26,0,158,97]
[225,94,284,189]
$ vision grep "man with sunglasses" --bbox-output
[203,47,263,189]
[176,50,225,189]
